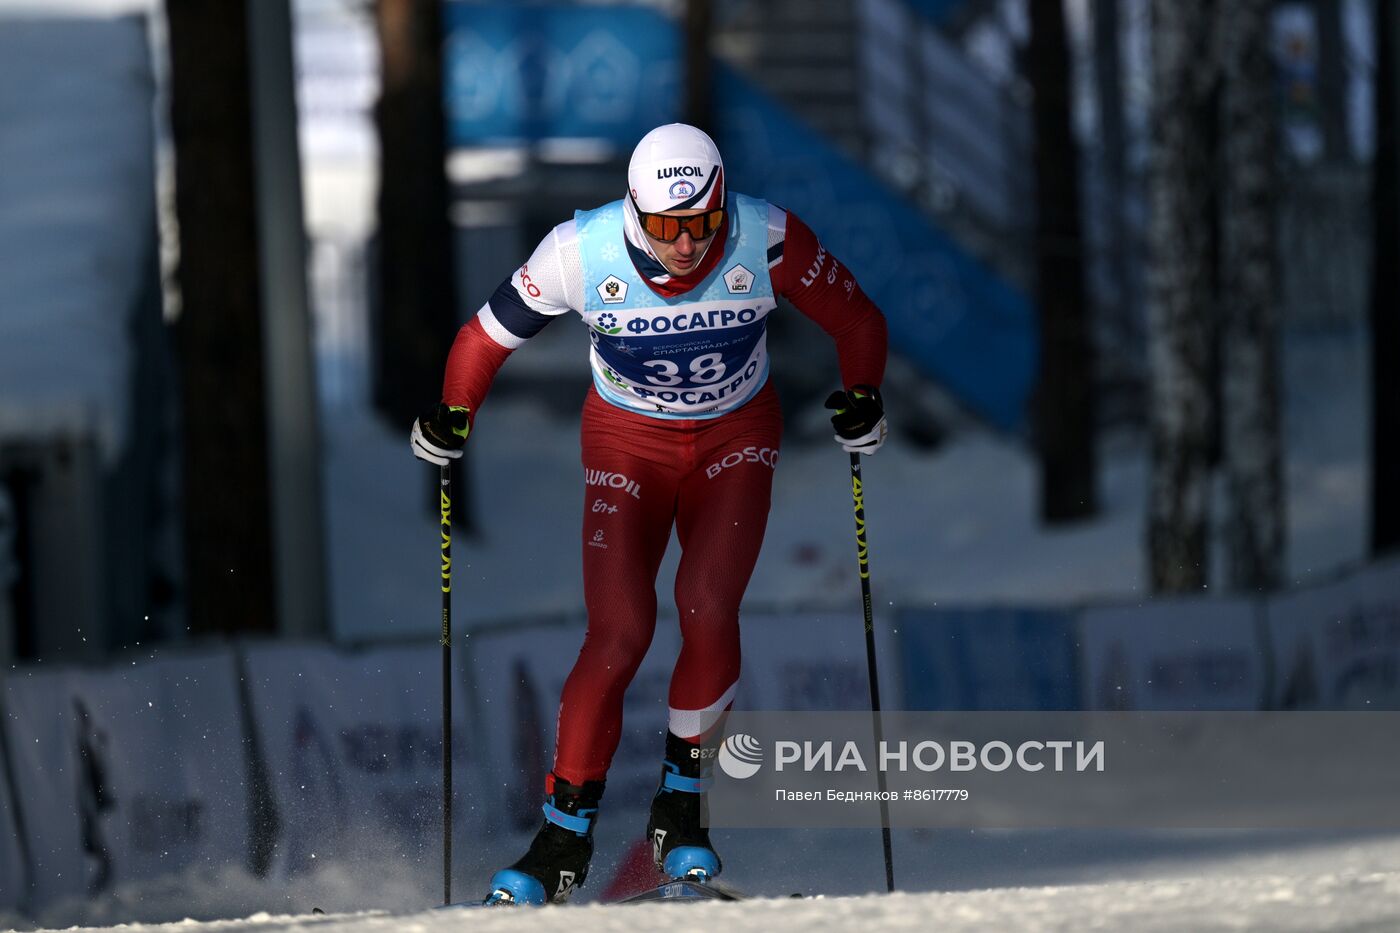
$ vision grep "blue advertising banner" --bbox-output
[444,3,681,146]
[897,607,1079,710]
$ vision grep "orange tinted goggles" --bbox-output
[635,204,727,243]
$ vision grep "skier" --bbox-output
[411,123,888,904]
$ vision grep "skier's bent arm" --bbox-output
[412,223,581,465]
[770,207,891,454]
[769,207,888,390]
[442,221,581,417]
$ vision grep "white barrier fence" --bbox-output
[1079,598,1266,711]
[735,610,902,713]
[1266,559,1400,709]
[0,719,24,909]
[2,652,248,909]
[2,668,84,907]
[241,642,484,882]
[0,555,1395,915]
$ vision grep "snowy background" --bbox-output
[1,0,1397,930]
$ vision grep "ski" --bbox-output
[437,900,496,911]
[435,880,745,910]
[616,877,747,904]
[313,877,750,918]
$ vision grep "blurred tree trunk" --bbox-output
[1147,0,1217,592]
[165,0,278,635]
[1092,0,1130,328]
[1221,0,1285,591]
[373,0,458,424]
[684,0,713,135]
[1373,0,1400,556]
[1028,0,1097,524]
[1306,0,1351,163]
[373,0,472,530]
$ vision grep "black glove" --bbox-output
[824,385,887,455]
[410,403,471,466]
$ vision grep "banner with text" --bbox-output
[897,607,1078,710]
[1078,598,1265,710]
[1266,557,1400,709]
[0,711,27,909]
[2,668,85,905]
[736,609,901,711]
[2,652,249,907]
[242,642,480,887]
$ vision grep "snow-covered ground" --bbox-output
[5,831,1400,931]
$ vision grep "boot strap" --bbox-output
[543,802,595,834]
[662,767,713,793]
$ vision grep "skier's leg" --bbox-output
[670,384,781,736]
[648,385,781,879]
[489,394,681,904]
[553,435,676,782]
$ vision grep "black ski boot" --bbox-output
[485,773,605,905]
[646,731,722,882]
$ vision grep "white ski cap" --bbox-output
[627,123,725,214]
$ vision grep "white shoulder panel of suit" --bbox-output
[766,201,787,252]
[475,221,583,349]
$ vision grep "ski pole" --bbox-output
[848,452,895,893]
[439,464,453,906]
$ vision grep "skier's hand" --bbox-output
[411,403,471,465]
[825,385,887,455]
